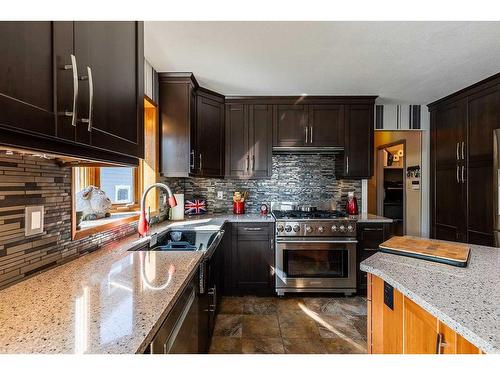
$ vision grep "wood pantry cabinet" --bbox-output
[225,103,272,178]
[367,274,482,354]
[429,73,500,246]
[0,21,144,165]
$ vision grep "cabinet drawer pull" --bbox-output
[244,227,263,231]
[456,165,460,183]
[456,142,460,160]
[461,141,465,160]
[362,227,383,231]
[81,66,94,132]
[63,54,78,127]
[364,248,379,252]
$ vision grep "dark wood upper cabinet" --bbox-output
[343,104,374,178]
[273,104,308,147]
[158,73,197,177]
[196,89,225,178]
[0,21,144,165]
[429,72,500,247]
[225,103,272,179]
[308,104,344,147]
[73,22,144,159]
[0,22,57,137]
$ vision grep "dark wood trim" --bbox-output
[226,95,378,105]
[427,71,500,109]
[197,86,225,101]
[158,72,199,88]
[0,127,139,166]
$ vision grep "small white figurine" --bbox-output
[76,186,112,220]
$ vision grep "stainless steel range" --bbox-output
[273,207,357,296]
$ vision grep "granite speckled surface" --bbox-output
[351,213,393,223]
[360,240,500,353]
[0,214,272,354]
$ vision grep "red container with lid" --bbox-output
[233,201,245,214]
[346,191,358,215]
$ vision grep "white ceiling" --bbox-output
[144,21,500,104]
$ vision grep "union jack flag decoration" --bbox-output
[184,199,207,215]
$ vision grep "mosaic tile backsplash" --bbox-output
[0,151,138,289]
[161,154,362,215]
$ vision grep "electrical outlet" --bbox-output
[217,191,224,199]
[25,206,44,236]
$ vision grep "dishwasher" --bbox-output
[149,273,198,354]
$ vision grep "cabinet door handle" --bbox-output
[461,141,465,160]
[190,150,195,170]
[252,155,255,171]
[461,165,465,184]
[456,142,460,161]
[456,165,460,183]
[305,126,308,143]
[81,66,94,132]
[63,54,78,127]
[310,125,313,144]
[246,155,249,171]
[199,153,202,171]
[346,156,349,175]
[270,238,274,250]
[436,333,444,354]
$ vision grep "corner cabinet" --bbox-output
[225,103,272,178]
[194,89,225,178]
[429,73,500,246]
[0,21,144,165]
[367,274,482,354]
[159,74,224,178]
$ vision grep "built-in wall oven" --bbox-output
[273,210,357,296]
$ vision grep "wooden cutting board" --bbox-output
[379,236,470,267]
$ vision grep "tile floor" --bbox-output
[209,295,367,354]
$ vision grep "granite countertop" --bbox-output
[360,239,500,353]
[351,213,393,223]
[0,213,272,354]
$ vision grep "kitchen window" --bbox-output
[72,97,159,240]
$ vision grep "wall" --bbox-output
[161,154,362,215]
[0,151,138,289]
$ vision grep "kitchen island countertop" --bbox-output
[360,238,500,353]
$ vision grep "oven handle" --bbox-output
[276,238,358,244]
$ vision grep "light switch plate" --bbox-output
[25,205,44,236]
[217,191,224,199]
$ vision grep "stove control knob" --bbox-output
[331,225,338,232]
[305,225,313,233]
[285,225,292,232]
[347,224,354,232]
[277,224,285,232]
[293,224,300,232]
[339,224,346,232]
[317,226,325,233]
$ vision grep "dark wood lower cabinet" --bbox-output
[220,222,275,296]
[357,222,393,291]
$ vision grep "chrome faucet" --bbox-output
[138,183,177,236]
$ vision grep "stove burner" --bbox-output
[272,210,347,220]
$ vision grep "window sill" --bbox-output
[73,211,140,240]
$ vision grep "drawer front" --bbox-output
[235,223,272,239]
[358,225,385,251]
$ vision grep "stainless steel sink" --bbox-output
[147,229,225,257]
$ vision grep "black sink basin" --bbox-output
[148,229,220,253]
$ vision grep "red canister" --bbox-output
[233,201,245,214]
[346,191,358,215]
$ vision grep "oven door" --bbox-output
[275,238,357,291]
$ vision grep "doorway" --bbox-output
[377,141,405,235]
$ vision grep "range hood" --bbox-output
[272,146,344,154]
